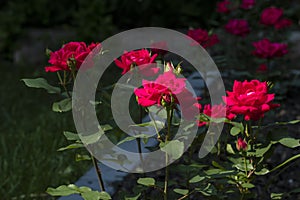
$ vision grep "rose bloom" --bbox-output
[252,38,288,59]
[115,49,158,76]
[274,18,293,29]
[240,0,255,9]
[225,19,250,36]
[223,80,280,121]
[260,7,283,26]
[45,42,99,72]
[198,103,236,127]
[217,0,231,13]
[187,29,219,48]
[134,71,186,107]
[236,138,247,151]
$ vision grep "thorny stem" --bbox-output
[56,72,71,98]
[164,106,173,200]
[91,155,105,192]
[136,106,145,173]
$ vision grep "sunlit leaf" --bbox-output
[160,140,184,160]
[174,188,189,195]
[22,78,61,94]
[63,131,80,141]
[58,143,84,151]
[278,138,300,148]
[46,184,80,196]
[52,98,72,112]
[137,177,155,186]
[189,175,205,183]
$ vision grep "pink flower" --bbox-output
[240,0,255,9]
[155,71,186,95]
[187,29,219,48]
[114,49,158,76]
[45,42,99,72]
[223,80,280,121]
[252,38,288,59]
[260,7,283,26]
[198,104,236,127]
[236,138,247,151]
[225,19,250,36]
[274,18,293,29]
[217,0,231,13]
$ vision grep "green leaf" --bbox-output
[276,120,300,125]
[278,138,300,148]
[195,183,217,196]
[255,143,272,157]
[160,140,184,160]
[80,128,104,145]
[75,154,91,161]
[117,134,151,146]
[173,188,189,195]
[189,175,205,183]
[241,183,255,188]
[58,143,84,151]
[82,191,100,200]
[63,131,80,141]
[52,98,72,112]
[205,169,221,176]
[22,78,61,94]
[137,177,155,186]
[125,193,141,200]
[212,161,225,170]
[270,193,283,199]
[226,144,235,154]
[230,126,241,136]
[255,168,270,175]
[46,184,80,196]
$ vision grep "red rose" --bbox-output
[187,29,219,48]
[223,80,280,121]
[252,38,288,59]
[240,0,255,9]
[217,0,231,13]
[134,81,169,107]
[134,71,186,107]
[236,138,247,151]
[225,19,250,36]
[45,42,99,72]
[115,49,158,76]
[198,104,236,127]
[274,18,293,29]
[260,7,283,26]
